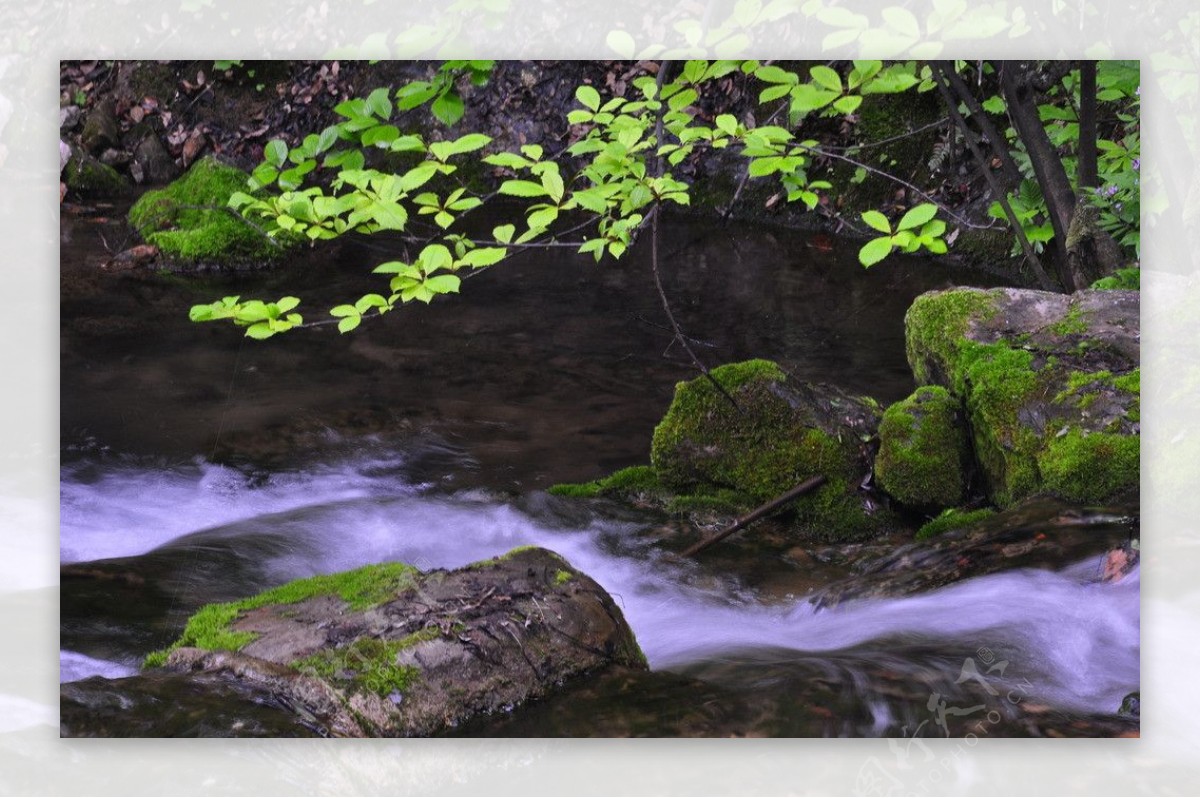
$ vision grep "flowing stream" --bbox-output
[59,202,1138,735]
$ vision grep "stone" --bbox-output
[132,133,180,184]
[67,547,646,738]
[904,287,1139,507]
[80,98,121,155]
[650,359,893,541]
[875,385,971,509]
[62,145,131,198]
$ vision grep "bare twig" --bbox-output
[681,475,828,557]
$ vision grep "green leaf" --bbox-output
[275,296,301,313]
[492,224,515,244]
[755,65,798,84]
[361,125,400,147]
[419,244,453,274]
[809,65,842,93]
[858,236,893,267]
[759,83,793,103]
[896,203,938,231]
[398,162,437,191]
[458,247,507,268]
[520,144,544,161]
[316,126,340,154]
[366,87,393,119]
[833,95,862,114]
[483,152,530,170]
[575,85,601,111]
[264,139,288,167]
[431,92,465,126]
[448,133,491,155]
[245,322,275,340]
[498,179,549,198]
[354,293,389,313]
[541,169,565,203]
[861,210,892,233]
[338,315,362,334]
[329,304,359,317]
[715,114,738,136]
[424,274,461,296]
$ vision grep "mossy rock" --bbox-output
[915,507,996,541]
[128,156,298,268]
[875,385,970,509]
[905,287,1140,506]
[63,148,131,198]
[649,359,891,541]
[143,547,645,737]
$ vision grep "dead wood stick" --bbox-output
[680,475,827,557]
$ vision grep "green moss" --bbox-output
[875,385,969,508]
[648,359,885,540]
[916,508,997,541]
[128,156,297,265]
[143,562,418,668]
[554,569,573,585]
[63,152,131,197]
[904,289,999,386]
[1038,429,1139,503]
[1113,369,1139,394]
[547,465,663,499]
[1047,304,1088,336]
[1092,268,1140,290]
[291,636,420,698]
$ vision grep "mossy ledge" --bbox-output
[904,287,1139,507]
[128,156,300,268]
[143,562,418,668]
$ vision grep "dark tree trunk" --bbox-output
[1000,62,1078,289]
[1077,61,1098,190]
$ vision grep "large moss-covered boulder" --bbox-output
[77,547,645,738]
[650,359,890,541]
[875,385,971,509]
[128,156,297,268]
[905,287,1139,506]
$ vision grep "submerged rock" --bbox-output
[65,547,645,737]
[905,287,1139,507]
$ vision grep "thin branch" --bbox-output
[648,205,740,411]
[680,475,827,557]
[935,62,1023,191]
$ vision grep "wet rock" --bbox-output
[62,146,131,198]
[875,385,971,509]
[905,287,1139,507]
[808,497,1137,608]
[73,547,645,737]
[61,671,323,737]
[100,244,160,272]
[80,97,121,155]
[650,359,893,541]
[132,132,180,184]
[98,148,131,168]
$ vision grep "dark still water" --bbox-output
[62,206,1004,490]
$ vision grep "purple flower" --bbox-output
[1106,185,1119,197]
[1132,158,1140,171]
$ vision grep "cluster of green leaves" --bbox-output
[987,60,1141,260]
[190,59,955,339]
[859,203,945,266]
[188,295,303,339]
